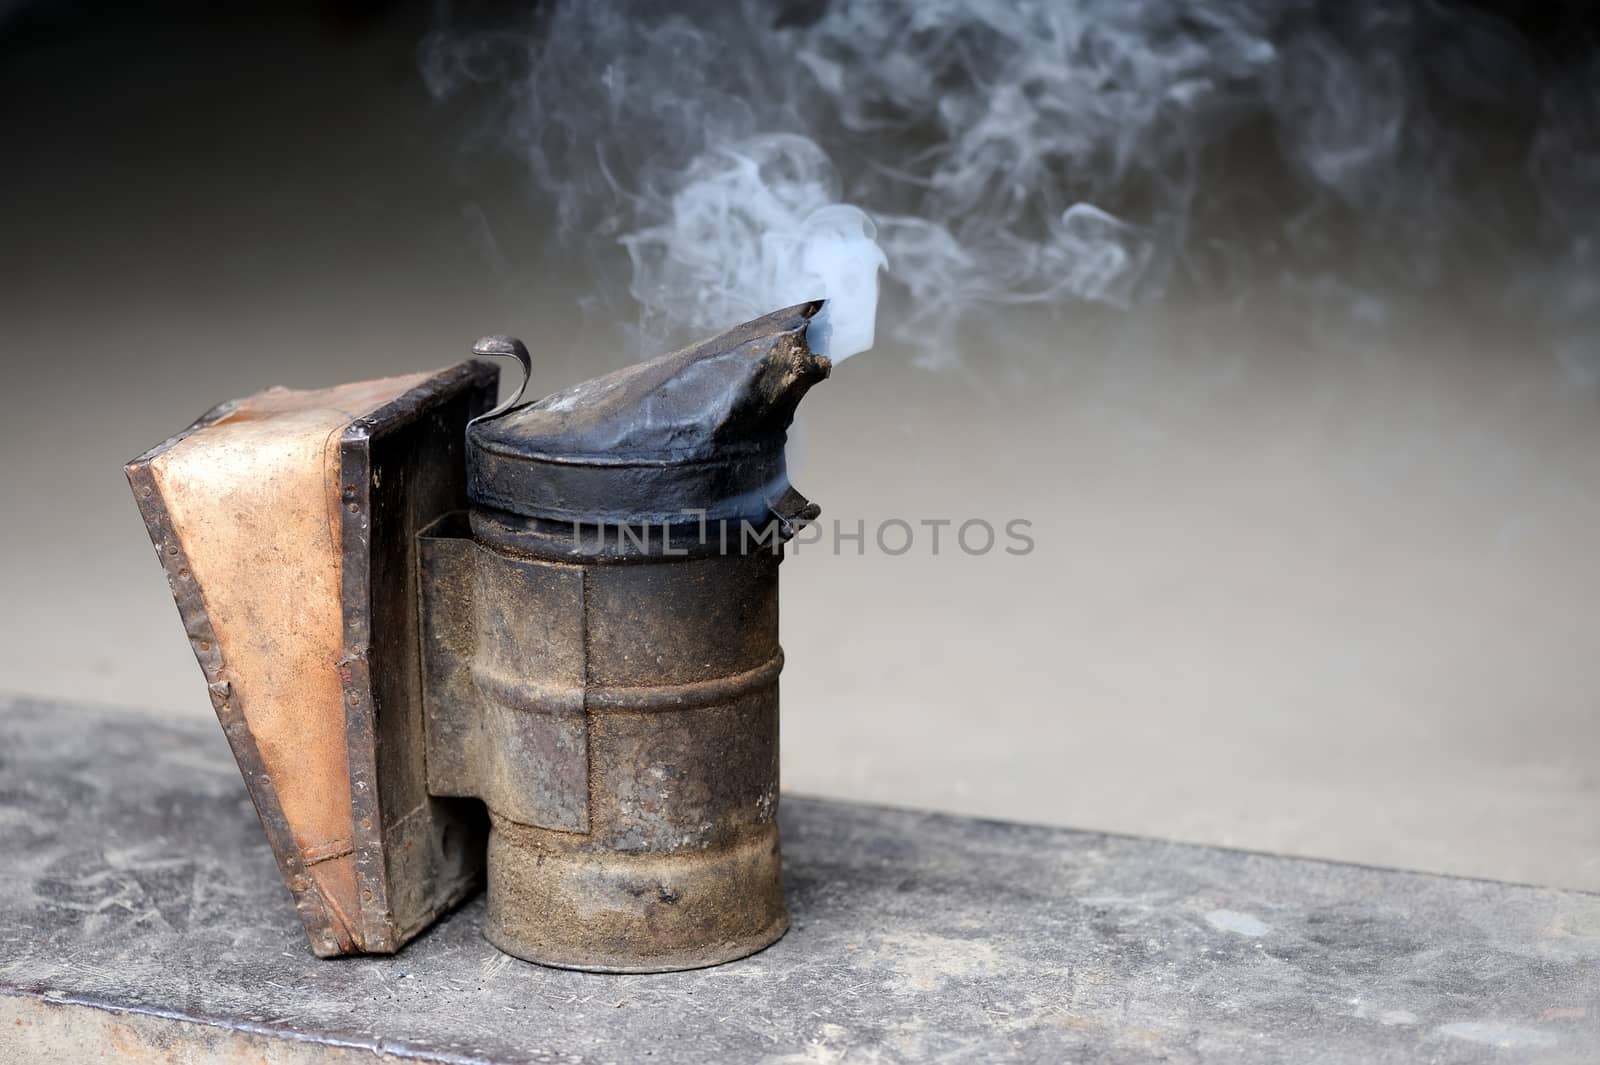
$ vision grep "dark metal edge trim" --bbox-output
[338,360,500,955]
[124,402,351,958]
[336,419,386,952]
[468,433,784,467]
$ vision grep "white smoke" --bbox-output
[620,135,885,360]
[422,0,1600,371]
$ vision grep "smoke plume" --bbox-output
[422,0,1600,370]
[620,135,885,360]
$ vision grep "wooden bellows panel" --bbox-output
[126,361,497,955]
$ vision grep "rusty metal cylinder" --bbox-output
[467,515,786,972]
[420,304,829,971]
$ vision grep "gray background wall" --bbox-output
[3,2,1596,892]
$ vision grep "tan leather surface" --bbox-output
[149,373,431,941]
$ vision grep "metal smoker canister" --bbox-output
[422,303,830,972]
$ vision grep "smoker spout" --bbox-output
[468,302,831,527]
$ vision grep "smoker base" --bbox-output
[4,694,1599,1065]
[484,821,789,973]
[489,913,791,975]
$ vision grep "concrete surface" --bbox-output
[4,695,1599,1064]
[2,3,1598,897]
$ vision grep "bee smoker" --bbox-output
[127,303,830,972]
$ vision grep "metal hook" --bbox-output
[766,503,795,540]
[467,336,532,429]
